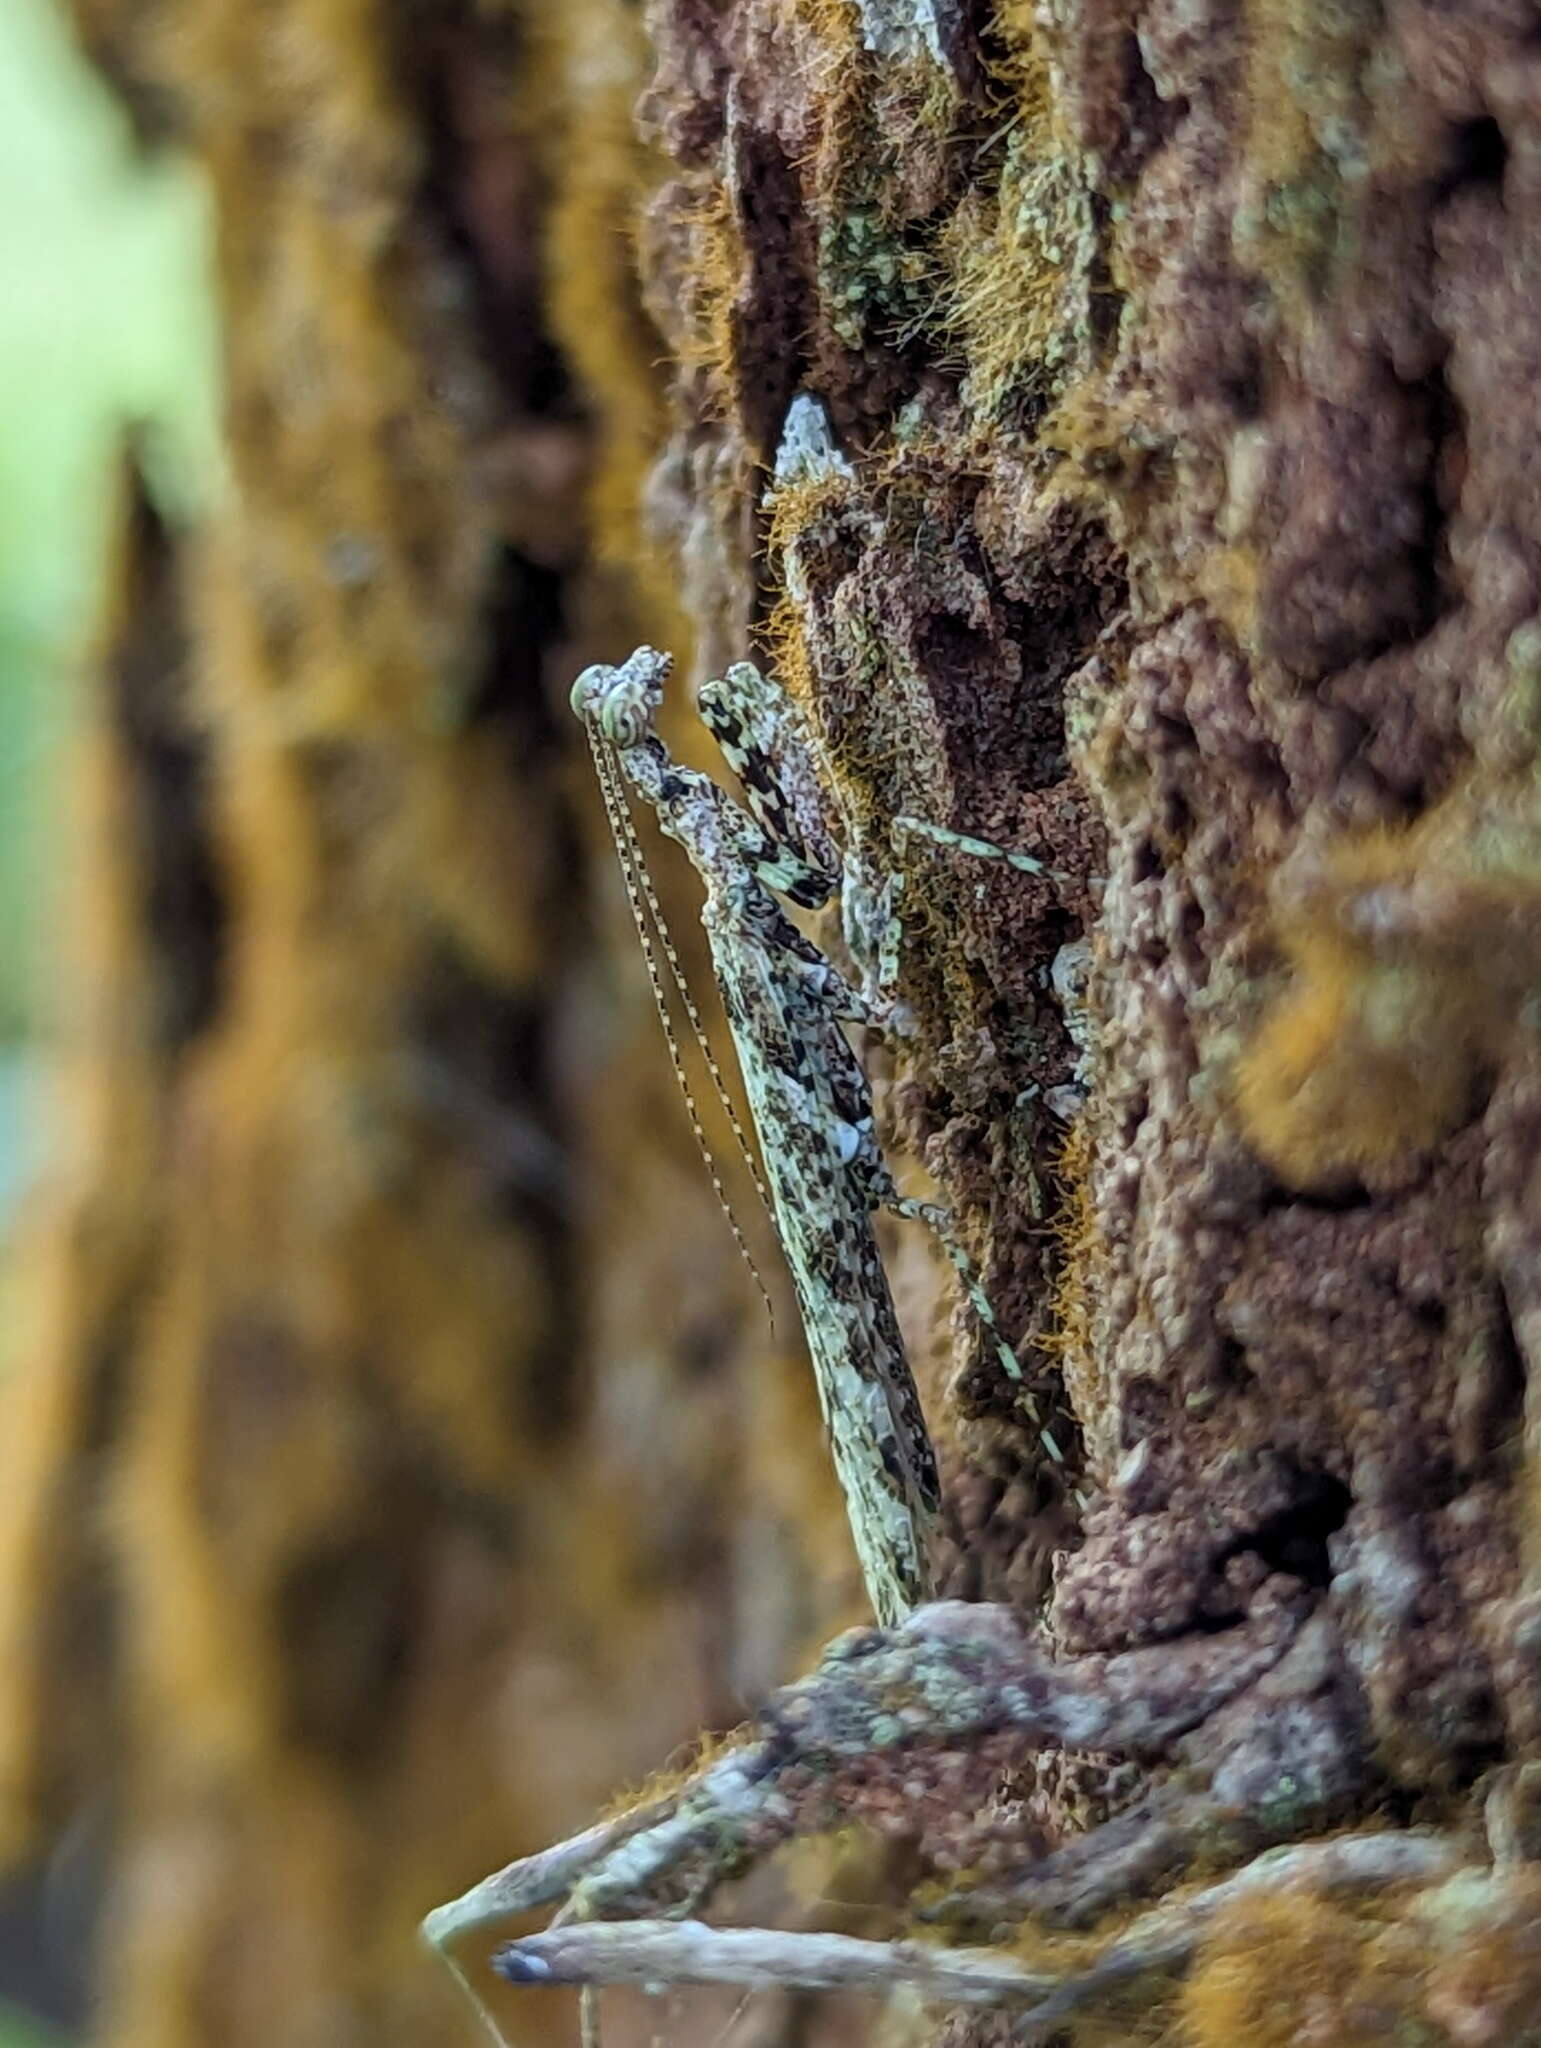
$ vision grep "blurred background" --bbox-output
[0,0,214,1178]
[0,2,212,2033]
[0,3,849,2043]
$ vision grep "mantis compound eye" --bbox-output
[599,689,651,749]
[569,664,613,723]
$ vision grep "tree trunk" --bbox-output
[4,0,1541,2043]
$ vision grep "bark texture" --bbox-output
[4,0,1541,2042]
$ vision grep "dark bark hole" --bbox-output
[1161,786,1194,844]
[916,611,1010,777]
[1231,1469,1352,1589]
[1087,189,1126,361]
[1259,1176,1376,1214]
[1152,708,1197,752]
[1221,361,1263,421]
[1118,1087,1150,1146]
[1129,836,1162,884]
[1395,360,1464,678]
[1214,1336,1252,1389]
[1492,1305,1528,1412]
[1446,116,1508,191]
[1115,1378,1173,1447]
[732,128,816,459]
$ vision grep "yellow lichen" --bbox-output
[658,175,745,422]
[1232,782,1541,1192]
[1039,1114,1104,1430]
[1180,1887,1437,2047]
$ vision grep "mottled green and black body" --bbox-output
[571,645,942,1626]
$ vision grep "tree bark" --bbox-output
[4,0,1541,2043]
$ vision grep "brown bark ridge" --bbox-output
[5,0,1541,2042]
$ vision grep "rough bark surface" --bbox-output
[4,0,1541,2043]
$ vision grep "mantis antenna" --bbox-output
[584,721,778,1327]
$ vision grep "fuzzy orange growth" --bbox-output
[660,176,746,422]
[786,0,864,110]
[756,590,818,721]
[757,468,855,725]
[1041,1118,1103,1430]
[1179,1888,1435,2048]
[1233,799,1541,1193]
[597,1720,755,1825]
[762,468,854,573]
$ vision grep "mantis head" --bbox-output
[570,646,673,749]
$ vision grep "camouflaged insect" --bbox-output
[570,644,952,1628]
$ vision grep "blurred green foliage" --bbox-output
[0,0,218,1045]
[0,2003,60,2048]
[0,0,217,1235]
